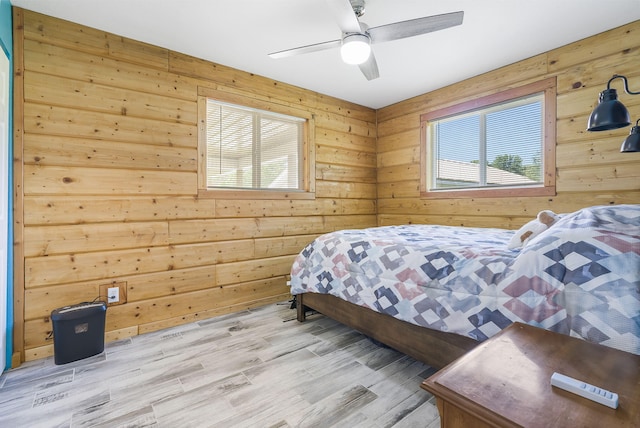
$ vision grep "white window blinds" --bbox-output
[205,99,304,190]
[430,93,544,190]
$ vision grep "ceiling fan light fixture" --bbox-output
[340,33,371,65]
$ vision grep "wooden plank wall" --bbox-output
[377,20,640,228]
[13,9,377,363]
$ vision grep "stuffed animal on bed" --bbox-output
[508,210,560,249]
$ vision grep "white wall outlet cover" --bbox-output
[108,287,120,303]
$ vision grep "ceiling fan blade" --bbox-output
[358,52,379,80]
[326,0,362,34]
[368,11,464,44]
[268,39,342,59]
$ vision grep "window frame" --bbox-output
[197,86,315,200]
[420,77,557,199]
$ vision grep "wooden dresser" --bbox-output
[422,322,639,427]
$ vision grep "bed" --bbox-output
[290,204,640,369]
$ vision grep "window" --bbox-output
[197,87,314,199]
[420,77,556,198]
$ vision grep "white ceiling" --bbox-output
[10,0,640,109]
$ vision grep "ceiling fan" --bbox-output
[268,0,464,80]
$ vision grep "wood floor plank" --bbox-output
[153,373,248,427]
[72,400,158,427]
[288,384,378,428]
[0,301,440,427]
[218,385,309,428]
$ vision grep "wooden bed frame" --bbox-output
[296,292,479,370]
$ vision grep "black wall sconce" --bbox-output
[587,74,640,152]
[621,119,640,153]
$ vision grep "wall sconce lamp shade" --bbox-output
[621,119,640,153]
[587,75,640,132]
[340,33,371,65]
[588,74,640,153]
[587,88,630,131]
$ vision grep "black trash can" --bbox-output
[51,301,107,365]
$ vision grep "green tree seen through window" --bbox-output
[490,154,524,176]
[489,153,542,181]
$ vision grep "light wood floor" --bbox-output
[0,301,441,427]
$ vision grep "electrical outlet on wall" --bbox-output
[99,281,127,306]
[107,286,119,303]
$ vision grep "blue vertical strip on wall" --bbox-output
[0,0,12,371]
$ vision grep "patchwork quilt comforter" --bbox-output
[290,204,640,355]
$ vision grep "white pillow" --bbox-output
[508,210,560,249]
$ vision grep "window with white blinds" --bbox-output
[420,77,557,198]
[204,99,305,191]
[430,94,543,190]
